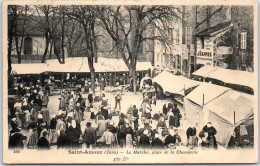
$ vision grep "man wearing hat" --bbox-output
[114,89,122,110]
[83,121,96,148]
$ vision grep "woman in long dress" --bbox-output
[30,107,38,122]
[125,123,134,148]
[48,117,58,145]
[27,120,38,149]
[96,116,107,139]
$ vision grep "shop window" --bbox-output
[24,37,33,54]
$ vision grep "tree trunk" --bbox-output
[15,34,21,63]
[132,67,137,93]
[41,30,50,63]
[61,8,65,64]
[8,31,13,75]
[13,9,21,64]
[129,62,137,94]
[49,41,53,59]
[88,57,95,94]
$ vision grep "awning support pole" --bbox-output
[234,111,236,125]
[202,93,205,105]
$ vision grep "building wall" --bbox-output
[11,36,69,63]
[182,5,197,76]
[196,5,231,32]
[194,5,254,71]
[153,12,183,73]
[231,5,254,71]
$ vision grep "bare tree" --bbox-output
[65,6,98,93]
[99,5,182,93]
[8,5,29,72]
[8,6,17,75]
[33,5,63,63]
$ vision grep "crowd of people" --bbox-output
[8,76,221,150]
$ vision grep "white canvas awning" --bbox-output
[192,65,218,77]
[207,67,255,89]
[203,90,254,147]
[11,57,155,75]
[45,57,151,73]
[205,90,254,125]
[11,63,47,75]
[153,70,200,96]
[185,82,230,106]
[192,65,255,90]
[136,61,153,71]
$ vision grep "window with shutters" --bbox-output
[24,37,33,54]
[241,31,247,49]
[186,26,191,44]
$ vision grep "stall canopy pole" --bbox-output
[184,84,186,96]
[234,111,236,125]
[183,84,186,120]
[202,93,205,105]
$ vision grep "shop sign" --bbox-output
[196,50,213,59]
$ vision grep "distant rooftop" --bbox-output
[196,21,232,37]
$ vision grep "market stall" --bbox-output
[152,70,200,96]
[184,82,230,129]
[203,90,254,147]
